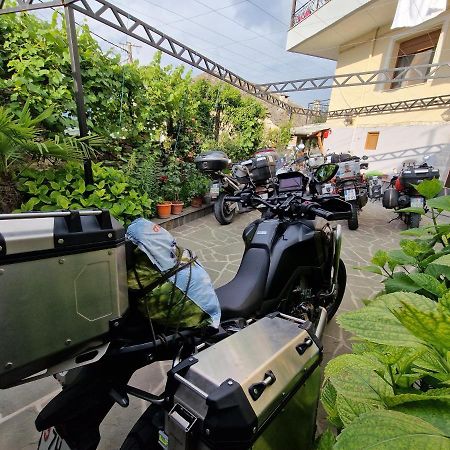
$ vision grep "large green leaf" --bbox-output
[371,250,389,268]
[385,388,450,407]
[386,250,416,266]
[427,195,450,212]
[334,410,450,449]
[384,272,420,294]
[336,394,383,426]
[412,178,444,200]
[406,273,446,298]
[391,301,450,352]
[400,239,433,258]
[320,380,343,428]
[337,293,433,348]
[397,206,426,215]
[426,254,450,280]
[413,348,450,383]
[314,429,335,450]
[353,265,383,275]
[393,400,450,435]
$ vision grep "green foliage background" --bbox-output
[0,10,269,222]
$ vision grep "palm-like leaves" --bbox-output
[0,102,102,177]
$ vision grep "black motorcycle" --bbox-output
[1,165,352,450]
[383,162,440,228]
[195,151,276,225]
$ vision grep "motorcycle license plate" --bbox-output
[410,196,424,208]
[38,428,71,450]
[344,188,357,201]
[210,183,220,198]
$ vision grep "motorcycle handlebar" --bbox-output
[307,205,335,221]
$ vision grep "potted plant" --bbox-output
[164,158,184,215]
[156,197,172,219]
[188,174,210,208]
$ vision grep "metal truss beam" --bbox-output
[0,0,67,14]
[1,0,315,115]
[327,94,450,117]
[68,0,316,115]
[259,62,450,93]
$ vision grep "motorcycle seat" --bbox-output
[216,247,270,320]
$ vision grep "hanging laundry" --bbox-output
[392,0,446,28]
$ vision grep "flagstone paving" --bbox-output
[0,202,415,449]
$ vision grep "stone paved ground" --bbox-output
[0,202,417,449]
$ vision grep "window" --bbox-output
[365,132,379,150]
[390,30,440,89]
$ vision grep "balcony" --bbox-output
[290,0,333,28]
[287,0,396,60]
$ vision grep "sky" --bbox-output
[34,0,337,107]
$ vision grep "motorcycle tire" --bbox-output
[408,212,421,229]
[214,192,235,225]
[347,201,359,230]
[326,259,346,321]
[120,404,163,450]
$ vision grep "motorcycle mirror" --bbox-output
[314,163,339,183]
[362,155,369,160]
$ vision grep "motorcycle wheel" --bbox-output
[347,201,359,230]
[120,404,163,450]
[408,212,421,229]
[326,259,346,321]
[214,192,235,225]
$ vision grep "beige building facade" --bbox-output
[287,0,450,179]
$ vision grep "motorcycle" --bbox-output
[382,161,440,228]
[327,153,369,231]
[368,175,383,201]
[194,151,276,225]
[0,163,352,450]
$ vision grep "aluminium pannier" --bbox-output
[0,210,128,388]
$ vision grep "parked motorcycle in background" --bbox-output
[382,160,440,228]
[327,153,369,230]
[368,175,383,201]
[195,150,277,225]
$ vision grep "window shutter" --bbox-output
[365,132,379,150]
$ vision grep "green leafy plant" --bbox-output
[320,290,450,448]
[0,102,98,178]
[319,181,450,448]
[355,180,449,301]
[17,162,151,225]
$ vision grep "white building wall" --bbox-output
[324,124,450,178]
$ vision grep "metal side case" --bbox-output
[0,210,128,388]
[166,314,322,450]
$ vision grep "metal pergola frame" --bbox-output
[2,1,450,140]
[258,62,450,93]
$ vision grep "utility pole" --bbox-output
[120,41,141,64]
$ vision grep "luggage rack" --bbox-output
[0,209,114,232]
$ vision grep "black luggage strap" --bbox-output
[131,252,198,298]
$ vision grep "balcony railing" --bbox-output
[290,0,332,27]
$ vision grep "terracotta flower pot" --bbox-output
[156,202,172,219]
[191,196,203,208]
[171,201,184,215]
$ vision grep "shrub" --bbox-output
[318,179,450,448]
[17,162,151,225]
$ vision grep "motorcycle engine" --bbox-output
[398,194,410,208]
